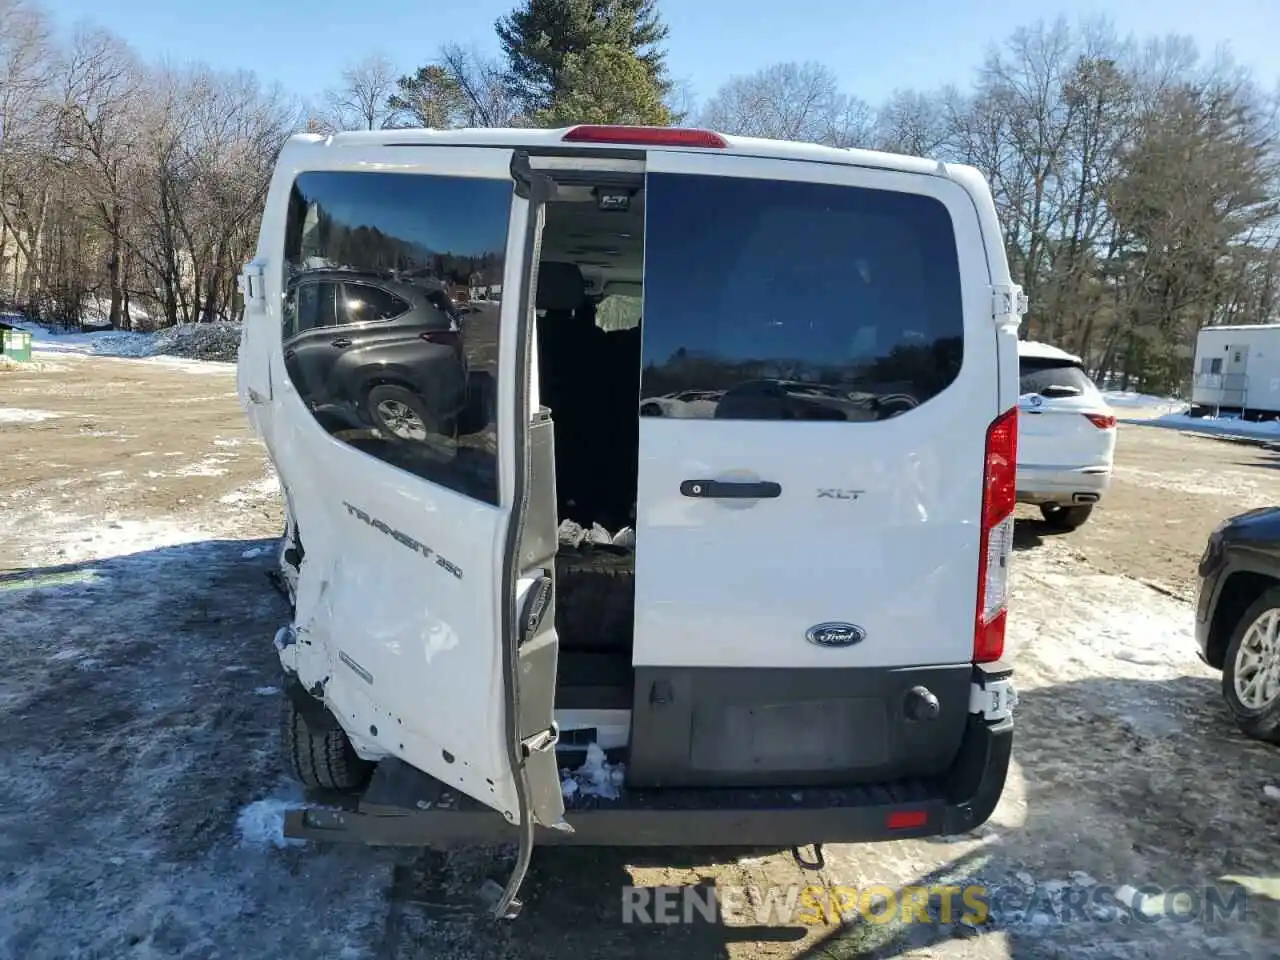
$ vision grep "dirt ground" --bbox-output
[2,354,1279,960]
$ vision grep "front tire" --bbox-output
[282,696,374,792]
[1222,590,1280,744]
[1040,503,1093,530]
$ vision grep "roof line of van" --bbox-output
[291,126,961,180]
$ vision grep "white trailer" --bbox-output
[1191,323,1280,420]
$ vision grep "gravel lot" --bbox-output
[1,354,1278,959]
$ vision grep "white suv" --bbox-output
[237,124,1025,917]
[1016,340,1117,530]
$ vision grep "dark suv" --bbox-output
[282,270,471,442]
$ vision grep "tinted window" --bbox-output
[341,283,410,324]
[1019,358,1098,397]
[640,173,964,422]
[284,171,512,505]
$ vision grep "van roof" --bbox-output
[287,125,961,180]
[1017,340,1083,364]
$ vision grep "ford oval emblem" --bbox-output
[805,622,866,648]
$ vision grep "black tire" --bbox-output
[282,696,374,792]
[639,402,663,417]
[364,383,438,441]
[1221,588,1280,744]
[1040,503,1093,531]
[555,546,635,653]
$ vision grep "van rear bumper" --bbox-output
[283,711,1013,849]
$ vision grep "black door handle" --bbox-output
[681,479,782,499]
[330,337,353,348]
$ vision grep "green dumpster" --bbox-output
[1,328,32,362]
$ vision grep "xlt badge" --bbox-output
[806,622,866,648]
[818,488,864,500]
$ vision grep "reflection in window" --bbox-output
[283,171,512,505]
[342,283,410,324]
[640,173,964,422]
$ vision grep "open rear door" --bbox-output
[255,143,564,863]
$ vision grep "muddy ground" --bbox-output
[1,354,1278,960]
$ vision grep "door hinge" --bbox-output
[992,283,1028,330]
[239,259,268,308]
[969,675,1017,721]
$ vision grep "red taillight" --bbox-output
[887,809,929,830]
[1085,413,1117,430]
[420,331,461,347]
[975,407,1018,663]
[562,125,728,148]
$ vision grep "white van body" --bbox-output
[236,125,1025,916]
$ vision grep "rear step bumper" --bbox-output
[284,713,1012,848]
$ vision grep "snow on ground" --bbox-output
[0,407,60,423]
[7,315,241,365]
[1127,409,1280,442]
[1109,461,1280,510]
[1102,391,1189,419]
[220,474,282,506]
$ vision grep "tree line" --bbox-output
[3,0,1277,394]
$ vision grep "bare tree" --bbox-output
[700,61,873,147]
[386,45,521,129]
[321,53,397,132]
[56,25,144,327]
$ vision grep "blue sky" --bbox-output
[45,0,1280,109]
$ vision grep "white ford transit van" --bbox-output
[236,124,1026,917]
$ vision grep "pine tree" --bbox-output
[496,0,670,115]
[536,44,671,126]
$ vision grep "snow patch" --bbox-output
[0,408,60,423]
[1129,410,1280,440]
[235,797,308,849]
[0,512,216,567]
[22,319,241,363]
[175,456,231,478]
[219,475,281,505]
[1102,391,1188,415]
[561,742,625,801]
[253,686,280,696]
[241,546,270,559]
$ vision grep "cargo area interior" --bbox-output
[535,175,646,755]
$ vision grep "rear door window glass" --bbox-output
[640,173,964,421]
[283,170,512,505]
[1019,358,1098,398]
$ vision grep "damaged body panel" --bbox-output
[239,141,565,860]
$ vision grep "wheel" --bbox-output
[365,383,436,442]
[1222,590,1280,744]
[639,402,664,417]
[281,695,374,792]
[1040,503,1093,530]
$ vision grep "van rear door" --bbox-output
[628,151,1002,786]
